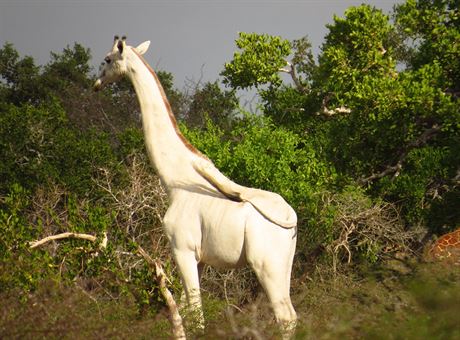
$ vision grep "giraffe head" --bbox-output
[94,36,150,91]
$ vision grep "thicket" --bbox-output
[0,0,459,338]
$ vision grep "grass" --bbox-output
[0,280,172,339]
[1,261,459,339]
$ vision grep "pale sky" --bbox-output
[1,0,401,89]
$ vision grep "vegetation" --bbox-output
[1,1,458,338]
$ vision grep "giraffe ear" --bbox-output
[134,41,150,55]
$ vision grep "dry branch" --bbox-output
[324,191,420,272]
[137,245,186,340]
[29,232,108,249]
[280,61,307,94]
[359,124,442,185]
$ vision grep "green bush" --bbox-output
[117,126,146,159]
[0,180,174,315]
[183,115,337,253]
[0,184,54,297]
[0,100,120,196]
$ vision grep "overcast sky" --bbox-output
[1,0,401,89]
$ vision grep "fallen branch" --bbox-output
[137,246,186,340]
[29,232,108,249]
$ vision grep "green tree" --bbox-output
[184,81,238,128]
[221,33,317,126]
[0,42,44,105]
[43,43,92,89]
[315,5,397,108]
[221,3,459,232]
[395,0,460,91]
[221,32,292,90]
[309,4,458,229]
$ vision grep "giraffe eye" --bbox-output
[104,57,111,64]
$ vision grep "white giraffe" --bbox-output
[94,36,297,335]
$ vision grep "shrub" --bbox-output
[319,186,420,270]
[0,101,119,196]
[183,115,336,226]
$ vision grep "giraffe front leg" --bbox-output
[174,251,205,331]
[178,262,205,311]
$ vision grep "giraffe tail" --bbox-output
[192,160,297,229]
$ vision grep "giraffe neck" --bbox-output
[127,48,204,189]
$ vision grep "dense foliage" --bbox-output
[221,2,459,235]
[0,1,458,338]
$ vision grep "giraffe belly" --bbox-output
[198,197,250,269]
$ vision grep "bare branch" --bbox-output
[137,245,186,340]
[318,93,351,117]
[321,106,351,116]
[29,232,107,249]
[279,61,308,94]
[359,124,442,185]
[324,191,420,273]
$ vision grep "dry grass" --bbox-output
[2,261,458,339]
[0,281,172,339]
